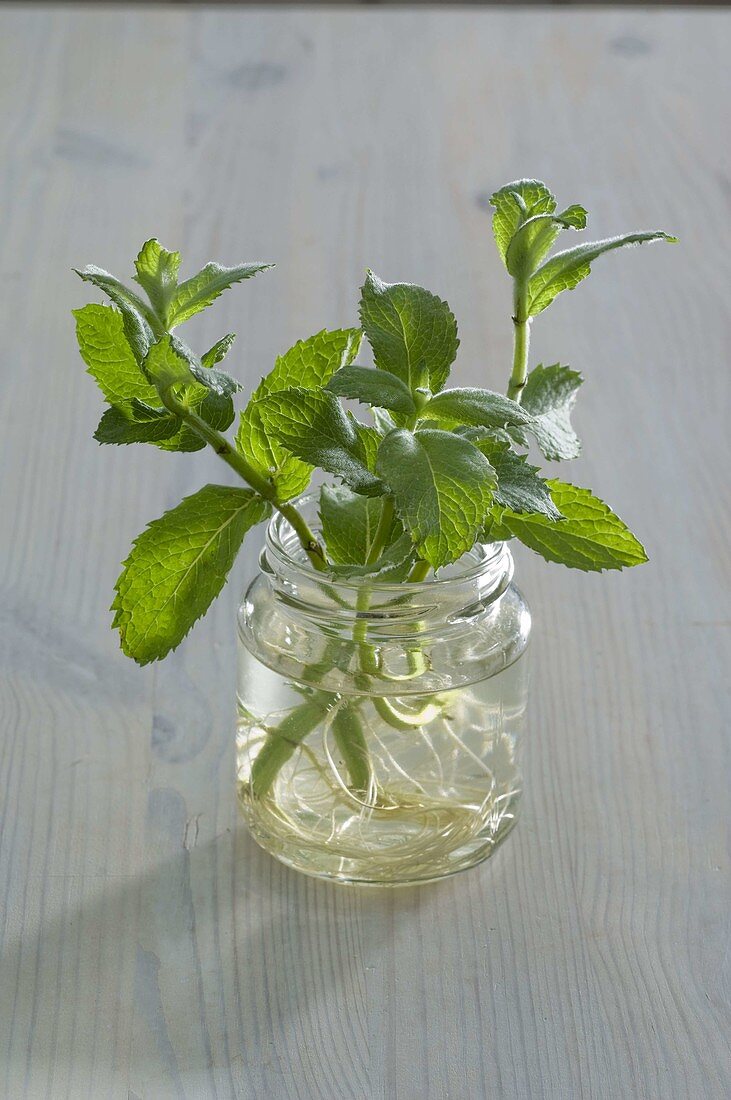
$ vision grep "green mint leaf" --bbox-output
[489,180,556,265]
[350,418,381,472]
[127,337,232,448]
[494,453,561,519]
[371,407,397,436]
[521,363,583,461]
[376,428,497,568]
[133,239,181,324]
[166,261,273,328]
[75,309,212,453]
[74,264,159,361]
[490,481,647,571]
[170,334,241,396]
[75,265,155,321]
[236,401,312,503]
[142,334,240,401]
[319,486,399,565]
[73,304,159,410]
[192,363,240,396]
[144,334,196,389]
[328,531,417,582]
[162,384,234,449]
[256,388,382,496]
[527,232,677,317]
[423,387,534,431]
[256,328,362,397]
[201,333,236,369]
[504,206,587,281]
[235,331,363,504]
[464,434,560,519]
[326,366,416,415]
[558,205,589,230]
[94,398,207,453]
[129,398,169,421]
[359,271,458,394]
[112,485,270,663]
[197,390,235,432]
[155,426,206,454]
[94,405,181,446]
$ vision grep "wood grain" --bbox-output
[0,6,728,1098]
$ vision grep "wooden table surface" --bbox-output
[1,6,729,1098]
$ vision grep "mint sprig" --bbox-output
[74,182,674,663]
[489,181,677,403]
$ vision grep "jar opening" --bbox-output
[265,492,508,596]
[239,491,528,697]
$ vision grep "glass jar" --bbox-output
[236,496,531,886]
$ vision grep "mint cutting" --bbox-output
[73,183,676,664]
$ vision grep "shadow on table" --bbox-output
[1,811,463,1095]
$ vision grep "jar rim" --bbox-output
[264,491,508,595]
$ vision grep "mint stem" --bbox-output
[508,279,531,403]
[250,697,328,798]
[366,497,395,566]
[407,559,431,583]
[159,386,328,571]
[351,497,396,664]
[331,705,372,792]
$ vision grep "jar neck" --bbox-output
[260,497,514,640]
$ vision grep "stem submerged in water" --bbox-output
[331,705,372,793]
[250,696,330,798]
[249,502,440,799]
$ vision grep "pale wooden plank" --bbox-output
[0,8,189,1099]
[0,7,728,1099]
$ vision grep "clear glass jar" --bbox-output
[236,497,531,886]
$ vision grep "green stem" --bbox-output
[250,696,330,798]
[507,279,531,403]
[407,558,431,583]
[352,496,396,667]
[160,386,327,571]
[366,497,395,565]
[353,588,377,674]
[331,705,372,792]
[252,508,436,800]
[402,558,431,674]
[373,696,443,731]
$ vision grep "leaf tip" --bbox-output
[634,540,650,566]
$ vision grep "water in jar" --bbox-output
[236,651,528,886]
